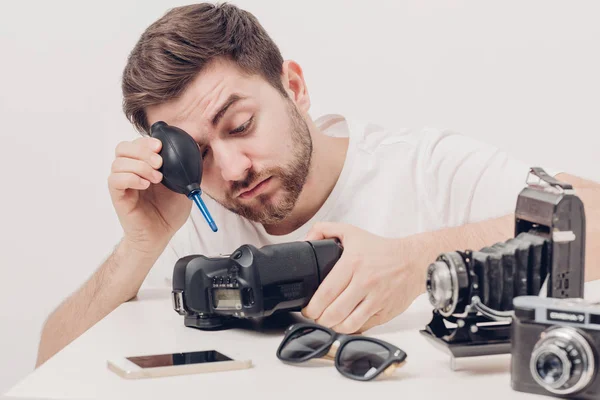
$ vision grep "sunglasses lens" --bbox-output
[279,327,332,361]
[338,340,390,379]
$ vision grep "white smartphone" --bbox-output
[107,350,252,379]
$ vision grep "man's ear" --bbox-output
[281,60,310,113]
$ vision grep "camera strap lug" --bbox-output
[526,167,574,194]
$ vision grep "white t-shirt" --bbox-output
[143,114,559,288]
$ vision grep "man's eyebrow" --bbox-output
[212,94,245,126]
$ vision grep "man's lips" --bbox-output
[237,176,273,199]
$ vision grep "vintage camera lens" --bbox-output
[530,327,595,395]
[427,261,453,311]
[426,252,469,317]
[535,348,568,387]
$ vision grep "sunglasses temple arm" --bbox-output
[383,360,407,377]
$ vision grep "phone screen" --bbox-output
[127,351,232,369]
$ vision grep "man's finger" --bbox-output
[332,295,379,334]
[357,311,389,333]
[304,224,325,241]
[315,278,366,328]
[304,221,348,241]
[302,257,352,320]
[133,136,162,151]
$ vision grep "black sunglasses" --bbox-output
[276,322,407,381]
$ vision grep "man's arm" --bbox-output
[411,173,599,282]
[302,173,599,333]
[35,239,162,367]
[35,135,194,366]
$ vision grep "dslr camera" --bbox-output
[421,167,586,358]
[171,239,343,329]
[512,296,600,399]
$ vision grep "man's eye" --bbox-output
[230,116,253,135]
[201,146,210,158]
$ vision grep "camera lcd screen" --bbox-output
[127,350,232,368]
[213,288,242,310]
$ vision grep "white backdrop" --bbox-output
[1,0,598,393]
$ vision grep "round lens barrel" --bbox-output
[536,352,565,384]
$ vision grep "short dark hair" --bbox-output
[122,3,286,133]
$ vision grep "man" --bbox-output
[36,3,599,367]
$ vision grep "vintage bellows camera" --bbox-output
[171,239,343,329]
[420,167,586,359]
[511,296,600,399]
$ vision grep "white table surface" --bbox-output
[6,280,600,400]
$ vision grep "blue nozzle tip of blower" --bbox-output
[190,191,218,232]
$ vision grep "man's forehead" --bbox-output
[146,59,255,128]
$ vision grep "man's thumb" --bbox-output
[303,221,342,241]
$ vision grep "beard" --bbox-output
[209,102,312,225]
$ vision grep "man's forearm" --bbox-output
[405,213,515,295]
[406,172,600,295]
[35,239,163,367]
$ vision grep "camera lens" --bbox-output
[536,351,566,384]
[530,327,595,395]
[426,252,469,317]
[427,261,453,311]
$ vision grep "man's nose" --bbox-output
[212,142,251,182]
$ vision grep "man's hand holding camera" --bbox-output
[301,222,425,334]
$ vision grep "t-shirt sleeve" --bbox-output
[415,128,562,228]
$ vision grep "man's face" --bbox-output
[146,59,312,224]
